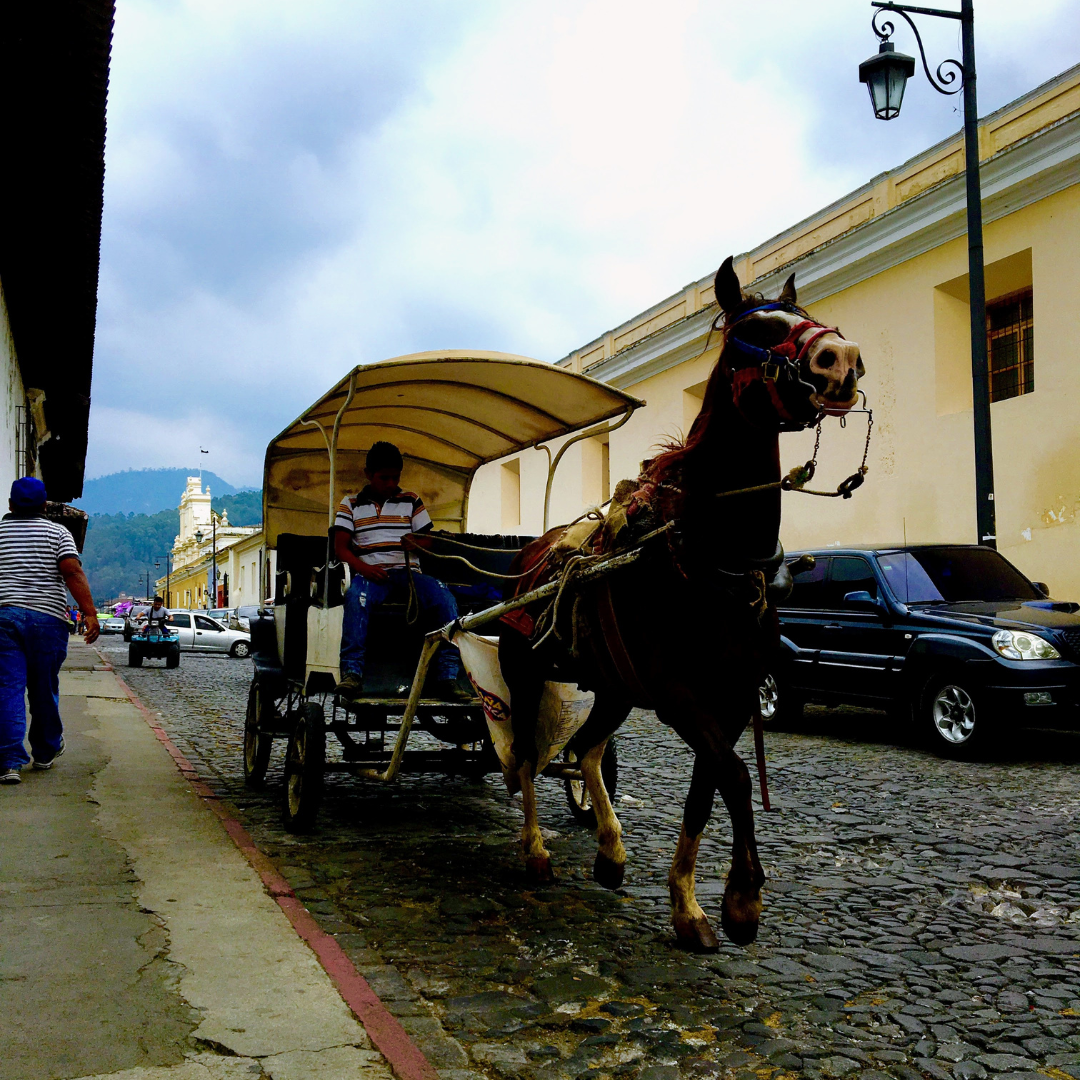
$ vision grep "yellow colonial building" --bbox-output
[157,477,262,610]
[468,63,1080,598]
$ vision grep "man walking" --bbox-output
[0,477,99,784]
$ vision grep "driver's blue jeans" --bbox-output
[340,568,461,682]
[0,606,69,770]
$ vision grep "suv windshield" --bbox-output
[877,547,1040,603]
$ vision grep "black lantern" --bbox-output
[859,40,916,120]
[195,529,203,544]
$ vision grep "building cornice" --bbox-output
[580,106,1080,391]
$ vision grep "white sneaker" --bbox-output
[32,736,65,770]
[0,769,21,784]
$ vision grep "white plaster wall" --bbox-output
[0,279,26,497]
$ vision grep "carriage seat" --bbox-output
[269,530,537,695]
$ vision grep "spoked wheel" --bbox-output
[925,678,990,759]
[243,680,273,787]
[564,738,618,828]
[282,702,326,832]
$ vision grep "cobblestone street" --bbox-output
[97,638,1080,1080]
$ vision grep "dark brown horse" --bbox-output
[498,257,864,951]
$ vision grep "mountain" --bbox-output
[212,490,262,527]
[81,508,181,603]
[72,468,253,516]
[80,489,264,605]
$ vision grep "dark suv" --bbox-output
[766,545,1080,757]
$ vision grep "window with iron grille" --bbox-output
[987,288,1034,402]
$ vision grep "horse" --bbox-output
[497,256,864,952]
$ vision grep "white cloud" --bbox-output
[89,0,1080,486]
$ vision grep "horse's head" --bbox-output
[713,257,864,430]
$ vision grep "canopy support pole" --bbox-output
[542,406,635,532]
[299,372,357,607]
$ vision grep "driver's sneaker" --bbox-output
[1,768,21,785]
[336,673,364,700]
[32,736,65,770]
[432,680,475,704]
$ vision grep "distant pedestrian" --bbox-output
[0,478,99,784]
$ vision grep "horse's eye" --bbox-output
[815,350,837,368]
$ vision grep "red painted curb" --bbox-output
[99,654,439,1080]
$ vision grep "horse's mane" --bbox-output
[643,292,771,486]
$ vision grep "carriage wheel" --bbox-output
[564,738,619,828]
[243,680,273,787]
[282,702,326,832]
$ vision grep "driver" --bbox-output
[333,441,470,703]
[146,596,169,633]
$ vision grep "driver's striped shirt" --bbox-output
[334,487,431,568]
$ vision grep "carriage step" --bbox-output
[336,696,479,710]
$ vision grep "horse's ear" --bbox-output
[714,256,743,314]
[779,272,797,306]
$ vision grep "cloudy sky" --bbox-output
[90,0,1079,487]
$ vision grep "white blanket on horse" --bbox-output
[451,630,594,773]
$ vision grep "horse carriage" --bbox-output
[245,351,643,831]
[246,261,867,952]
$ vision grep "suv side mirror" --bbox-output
[1032,581,1050,598]
[844,589,884,614]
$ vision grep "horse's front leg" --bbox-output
[668,755,720,952]
[714,737,765,946]
[518,759,554,884]
[580,738,626,889]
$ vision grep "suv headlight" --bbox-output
[992,628,1060,661]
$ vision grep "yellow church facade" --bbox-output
[467,63,1080,598]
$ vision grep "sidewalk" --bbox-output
[0,641,411,1080]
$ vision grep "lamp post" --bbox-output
[154,553,172,607]
[859,0,996,548]
[195,513,217,609]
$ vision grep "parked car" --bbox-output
[101,616,126,635]
[767,544,1080,757]
[165,612,251,657]
[235,605,262,630]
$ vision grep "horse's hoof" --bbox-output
[525,856,555,886]
[593,851,626,890]
[720,900,760,946]
[673,914,720,953]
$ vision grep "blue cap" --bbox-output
[10,477,47,508]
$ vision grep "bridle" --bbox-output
[717,301,849,431]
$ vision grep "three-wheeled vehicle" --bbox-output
[129,625,181,668]
[245,350,643,831]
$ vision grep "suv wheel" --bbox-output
[924,677,992,758]
[759,672,802,729]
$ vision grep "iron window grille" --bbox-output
[987,288,1034,403]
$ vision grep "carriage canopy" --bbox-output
[263,351,644,547]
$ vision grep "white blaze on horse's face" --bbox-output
[771,310,864,414]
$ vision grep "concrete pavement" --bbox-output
[0,641,398,1080]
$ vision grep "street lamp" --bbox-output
[859,0,996,548]
[195,512,217,609]
[154,553,172,608]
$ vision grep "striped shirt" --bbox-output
[334,487,431,569]
[0,514,80,622]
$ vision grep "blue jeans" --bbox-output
[340,567,461,682]
[0,606,69,769]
